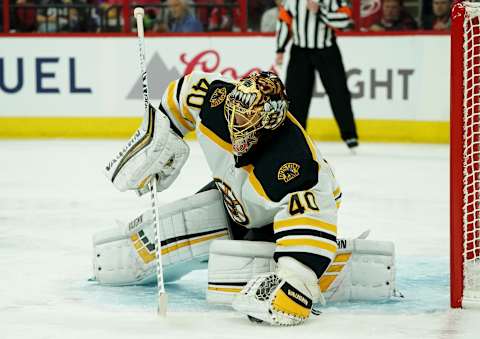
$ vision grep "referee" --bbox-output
[276,0,358,150]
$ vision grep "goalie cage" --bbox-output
[451,1,480,308]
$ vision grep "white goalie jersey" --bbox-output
[94,71,397,322]
[159,71,341,278]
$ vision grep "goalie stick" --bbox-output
[133,6,168,316]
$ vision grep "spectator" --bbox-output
[37,0,70,32]
[193,0,211,29]
[422,0,451,30]
[99,0,123,32]
[64,0,82,31]
[261,0,281,32]
[164,0,203,32]
[369,0,417,31]
[248,0,269,31]
[208,0,240,32]
[76,0,101,32]
[12,0,38,32]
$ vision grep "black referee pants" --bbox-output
[285,43,358,141]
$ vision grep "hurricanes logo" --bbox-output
[214,178,249,226]
[210,87,227,108]
[278,163,300,183]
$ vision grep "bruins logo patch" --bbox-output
[210,87,227,108]
[278,163,300,183]
[214,178,249,226]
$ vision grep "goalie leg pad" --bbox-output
[207,240,276,304]
[104,104,189,194]
[93,189,230,285]
[207,237,396,304]
[322,238,396,302]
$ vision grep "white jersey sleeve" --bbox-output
[158,71,232,136]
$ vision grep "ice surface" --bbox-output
[1,140,479,338]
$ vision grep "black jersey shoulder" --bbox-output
[199,80,235,144]
[250,116,319,202]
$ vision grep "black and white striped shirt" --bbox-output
[276,0,351,52]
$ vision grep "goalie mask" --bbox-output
[224,71,288,156]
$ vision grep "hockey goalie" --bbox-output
[93,71,397,325]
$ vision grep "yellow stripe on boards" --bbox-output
[0,117,449,143]
[276,238,337,253]
[274,217,337,233]
[207,286,243,293]
[307,118,449,144]
[198,123,233,152]
[272,289,310,319]
[0,117,143,138]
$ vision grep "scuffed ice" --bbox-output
[75,256,449,314]
[1,141,478,339]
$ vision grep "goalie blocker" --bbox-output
[92,189,397,303]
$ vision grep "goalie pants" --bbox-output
[197,181,330,277]
[197,181,275,242]
[285,43,358,142]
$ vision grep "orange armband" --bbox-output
[336,6,352,17]
[278,5,293,28]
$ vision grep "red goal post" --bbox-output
[451,1,480,309]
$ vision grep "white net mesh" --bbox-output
[462,2,480,306]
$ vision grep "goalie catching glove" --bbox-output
[104,103,189,194]
[232,257,322,326]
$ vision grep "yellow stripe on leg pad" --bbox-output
[326,264,345,273]
[161,231,228,255]
[138,247,156,263]
[131,230,228,264]
[319,275,337,292]
[207,286,243,293]
[334,253,352,263]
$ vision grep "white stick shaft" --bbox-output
[152,176,165,294]
[150,175,167,316]
[134,9,150,119]
[135,6,167,317]
[152,175,167,317]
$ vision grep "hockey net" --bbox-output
[451,1,480,308]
